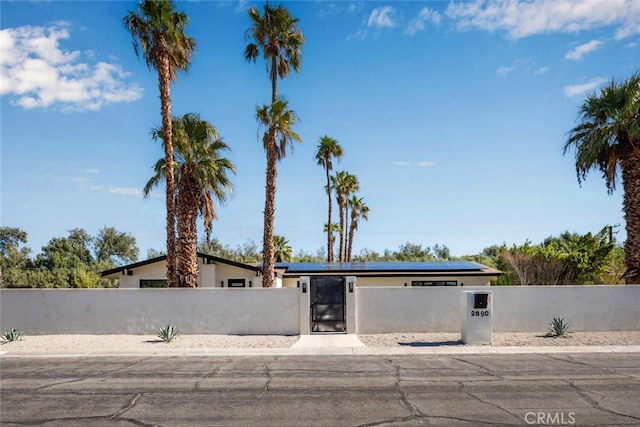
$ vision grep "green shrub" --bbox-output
[157,324,178,343]
[1,328,24,343]
[548,317,570,337]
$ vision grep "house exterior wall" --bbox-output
[282,275,491,288]
[213,263,260,288]
[118,262,167,288]
[113,259,258,288]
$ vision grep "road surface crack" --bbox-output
[565,379,640,422]
[111,392,142,419]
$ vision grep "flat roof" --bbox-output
[274,261,499,275]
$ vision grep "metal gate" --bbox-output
[310,276,346,333]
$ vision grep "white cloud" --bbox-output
[417,161,436,167]
[535,67,549,75]
[445,0,640,40]
[405,7,441,36]
[392,161,435,167]
[0,23,143,112]
[367,6,396,29]
[565,40,603,60]
[497,66,515,76]
[91,185,147,197]
[563,77,607,98]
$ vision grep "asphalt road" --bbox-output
[1,353,640,426]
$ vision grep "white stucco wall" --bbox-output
[282,275,492,288]
[356,285,640,333]
[2,285,638,335]
[0,288,299,335]
[111,258,259,288]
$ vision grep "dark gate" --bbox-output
[310,276,346,333]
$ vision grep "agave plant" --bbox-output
[1,328,24,343]
[548,317,569,337]
[157,324,178,343]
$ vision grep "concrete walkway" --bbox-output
[2,337,639,358]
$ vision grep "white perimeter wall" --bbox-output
[356,286,640,333]
[0,289,298,335]
[1,285,639,335]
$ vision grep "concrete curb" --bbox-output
[2,345,640,358]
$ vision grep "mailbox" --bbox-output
[474,293,488,309]
[461,291,493,345]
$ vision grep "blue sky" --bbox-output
[1,0,639,259]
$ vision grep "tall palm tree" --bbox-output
[273,235,292,262]
[315,136,343,262]
[124,0,195,287]
[245,2,304,288]
[256,97,302,286]
[332,171,359,262]
[346,196,369,262]
[144,113,235,287]
[564,72,640,284]
[244,2,304,104]
[324,222,341,261]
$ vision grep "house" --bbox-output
[275,261,500,287]
[101,253,264,288]
[102,255,500,289]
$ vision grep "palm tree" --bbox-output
[564,72,640,284]
[245,2,304,288]
[273,235,292,262]
[256,97,302,286]
[315,136,343,262]
[346,196,369,262]
[244,2,304,104]
[144,113,235,287]
[124,0,195,287]
[323,222,341,262]
[332,171,359,262]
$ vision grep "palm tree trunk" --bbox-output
[262,131,278,287]
[343,204,350,262]
[158,51,177,288]
[337,198,345,262]
[347,219,356,262]
[176,168,199,287]
[326,170,333,262]
[621,146,640,284]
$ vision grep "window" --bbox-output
[227,279,246,288]
[411,280,457,287]
[140,279,167,288]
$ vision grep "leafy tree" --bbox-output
[124,0,196,287]
[245,2,304,287]
[145,113,235,287]
[501,228,615,285]
[94,226,139,266]
[0,227,32,286]
[255,98,302,286]
[147,248,166,259]
[315,135,343,262]
[564,72,640,283]
[274,235,292,262]
[1,227,137,288]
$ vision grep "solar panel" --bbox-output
[279,261,486,273]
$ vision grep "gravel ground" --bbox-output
[2,331,640,352]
